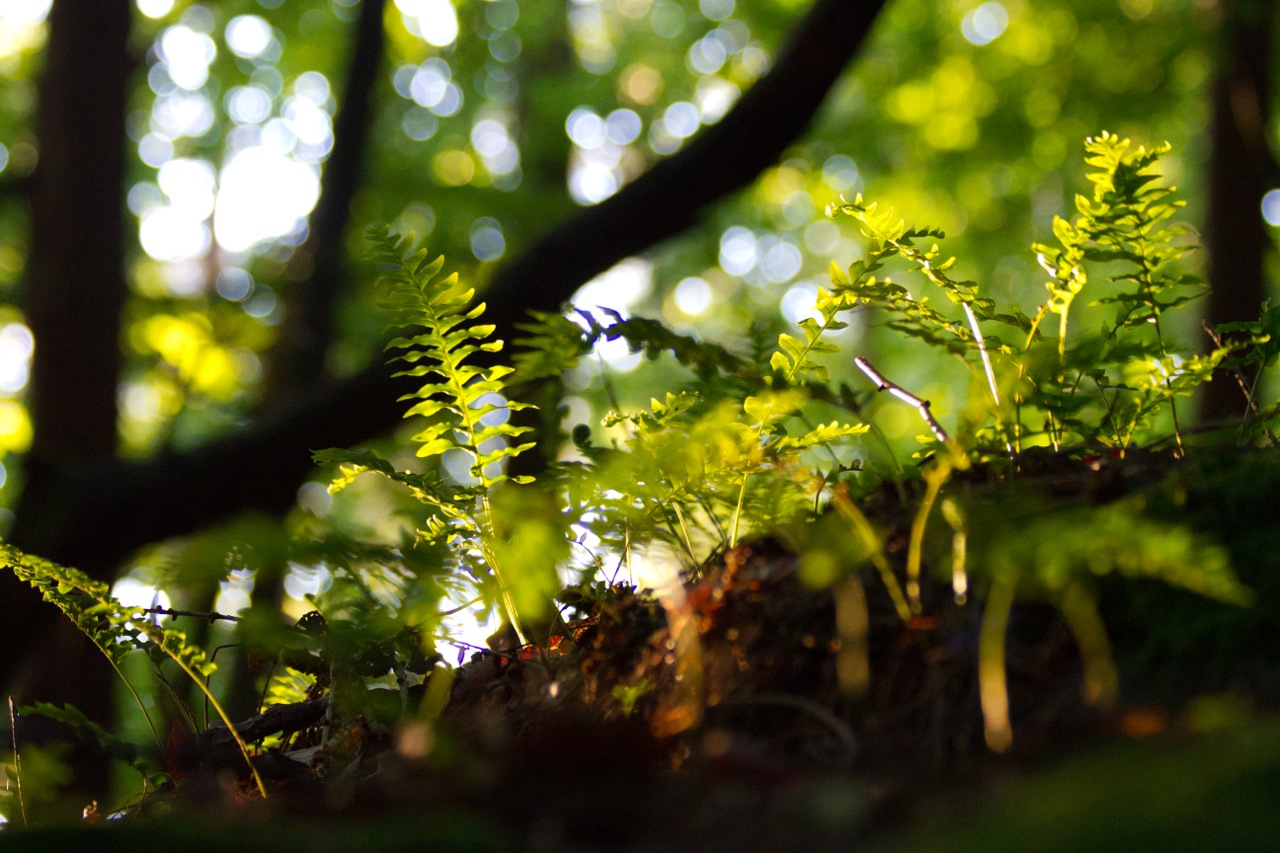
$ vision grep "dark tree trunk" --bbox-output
[1201,0,1279,422]
[24,0,131,461]
[3,0,134,804]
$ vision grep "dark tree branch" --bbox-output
[483,0,887,329]
[270,0,387,395]
[1200,0,1280,421]
[10,0,886,575]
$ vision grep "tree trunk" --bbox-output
[1201,0,1278,422]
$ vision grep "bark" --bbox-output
[1200,0,1280,421]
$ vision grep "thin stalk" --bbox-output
[728,473,749,549]
[961,300,1000,407]
[979,576,1017,753]
[905,461,949,614]
[832,486,911,622]
[141,626,268,800]
[1057,583,1118,708]
[1203,319,1278,446]
[1151,320,1185,457]
[669,501,698,566]
[8,697,27,829]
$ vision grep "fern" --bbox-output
[316,225,543,643]
[0,544,267,798]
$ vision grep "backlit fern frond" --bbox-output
[367,224,535,487]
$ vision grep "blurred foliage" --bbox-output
[0,0,1275,836]
[0,0,1228,489]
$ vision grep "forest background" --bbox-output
[0,0,1273,787]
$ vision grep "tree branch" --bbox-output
[11,0,887,574]
[269,0,387,395]
[483,0,888,328]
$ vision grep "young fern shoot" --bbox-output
[317,225,538,644]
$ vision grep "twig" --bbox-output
[8,696,27,829]
[854,357,951,444]
[1203,320,1279,447]
[143,606,241,623]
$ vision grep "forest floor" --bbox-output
[6,448,1280,851]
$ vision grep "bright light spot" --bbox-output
[663,101,701,138]
[244,286,278,321]
[823,154,859,191]
[0,323,33,393]
[284,563,332,600]
[296,481,332,515]
[0,0,50,26]
[216,267,253,301]
[687,35,726,76]
[719,226,757,275]
[158,157,217,219]
[699,0,734,20]
[695,77,738,124]
[962,2,1008,46]
[284,96,334,151]
[761,239,803,283]
[592,334,643,372]
[214,147,320,252]
[566,107,607,150]
[214,582,251,616]
[112,577,171,612]
[0,399,29,452]
[294,71,332,106]
[136,0,174,19]
[139,133,174,168]
[648,120,681,155]
[569,156,618,204]
[152,91,215,138]
[620,63,663,105]
[410,60,448,105]
[780,282,819,324]
[471,118,520,175]
[432,149,475,186]
[227,85,273,124]
[408,59,463,116]
[128,182,162,215]
[397,0,459,47]
[470,217,505,261]
[225,15,273,58]
[572,257,652,316]
[159,25,217,90]
[673,277,712,315]
[1261,189,1280,226]
[606,109,642,145]
[140,207,210,261]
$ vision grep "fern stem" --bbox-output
[8,697,27,828]
[728,472,749,549]
[831,486,911,623]
[979,576,1017,753]
[1057,583,1118,708]
[478,492,526,646]
[142,625,268,799]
